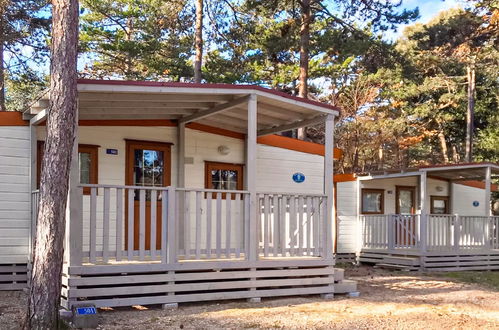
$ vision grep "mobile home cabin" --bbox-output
[0,80,358,308]
[337,164,499,271]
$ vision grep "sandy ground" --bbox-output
[1,267,498,329]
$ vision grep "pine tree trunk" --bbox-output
[297,0,311,140]
[465,65,475,163]
[194,0,203,84]
[438,130,449,163]
[0,19,5,111]
[26,0,79,328]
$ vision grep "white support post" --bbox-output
[485,166,492,216]
[67,121,82,267]
[29,124,37,265]
[177,122,186,188]
[177,123,185,252]
[419,172,428,253]
[247,94,258,262]
[324,114,334,261]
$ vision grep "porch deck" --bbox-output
[32,184,347,308]
[360,214,499,270]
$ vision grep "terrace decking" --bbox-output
[360,214,499,271]
[31,184,354,309]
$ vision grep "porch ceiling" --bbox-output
[26,80,340,135]
[420,163,499,181]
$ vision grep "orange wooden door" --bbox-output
[125,140,171,250]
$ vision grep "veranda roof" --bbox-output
[26,79,340,136]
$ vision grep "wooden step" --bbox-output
[383,256,420,266]
[333,268,344,282]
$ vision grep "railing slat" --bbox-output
[206,192,212,259]
[225,193,232,258]
[280,195,286,256]
[195,191,202,260]
[89,188,97,263]
[306,197,312,255]
[235,193,241,258]
[139,189,146,261]
[161,190,168,263]
[216,192,222,259]
[184,191,191,259]
[263,194,270,257]
[150,190,157,260]
[289,196,296,256]
[127,189,134,261]
[102,187,110,263]
[116,188,123,261]
[272,195,279,257]
[298,196,304,256]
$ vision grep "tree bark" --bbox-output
[0,17,5,111]
[194,0,203,83]
[26,0,79,328]
[437,130,449,163]
[297,0,311,140]
[465,65,475,162]
[298,0,310,98]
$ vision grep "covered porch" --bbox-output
[27,80,350,308]
[357,163,499,270]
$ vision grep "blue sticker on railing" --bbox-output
[292,172,305,183]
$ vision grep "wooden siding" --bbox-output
[336,181,359,253]
[0,127,31,264]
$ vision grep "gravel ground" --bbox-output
[1,266,498,329]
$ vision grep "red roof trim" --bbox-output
[76,79,341,113]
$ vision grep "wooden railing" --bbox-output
[76,185,328,265]
[361,214,499,252]
[176,188,249,260]
[361,215,420,250]
[257,193,327,257]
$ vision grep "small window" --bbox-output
[361,189,384,214]
[205,161,244,198]
[431,196,449,214]
[37,142,99,195]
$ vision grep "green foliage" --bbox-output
[5,70,48,111]
[79,0,194,80]
[1,0,50,74]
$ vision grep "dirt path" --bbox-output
[1,267,498,329]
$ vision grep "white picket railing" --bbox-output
[76,184,328,265]
[361,214,420,250]
[176,188,249,260]
[361,214,499,252]
[257,193,327,257]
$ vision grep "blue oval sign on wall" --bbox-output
[292,172,305,183]
[473,201,480,207]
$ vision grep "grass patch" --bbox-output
[431,271,499,290]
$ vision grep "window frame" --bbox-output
[37,141,99,195]
[430,195,449,214]
[361,188,385,215]
[204,161,244,199]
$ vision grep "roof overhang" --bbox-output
[357,163,499,181]
[26,80,340,135]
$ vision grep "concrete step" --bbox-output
[334,279,357,294]
[333,268,344,282]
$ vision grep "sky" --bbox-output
[385,0,462,41]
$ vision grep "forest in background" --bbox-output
[1,0,498,173]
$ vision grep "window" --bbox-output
[37,142,99,194]
[431,196,449,214]
[205,161,244,198]
[361,189,384,214]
